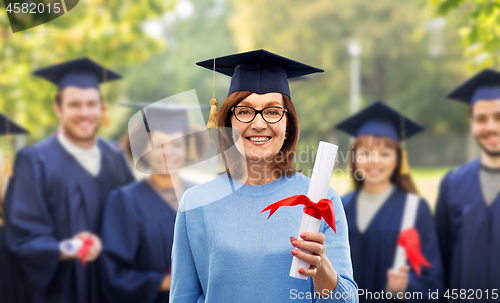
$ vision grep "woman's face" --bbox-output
[230,92,287,163]
[355,139,397,186]
[144,130,187,175]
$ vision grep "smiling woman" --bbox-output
[336,101,444,303]
[216,90,299,182]
[169,49,358,303]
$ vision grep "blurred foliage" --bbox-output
[430,0,500,71]
[227,0,469,169]
[0,0,478,168]
[120,0,236,138]
[0,0,175,141]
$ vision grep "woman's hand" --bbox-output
[387,265,410,293]
[290,232,327,276]
[290,232,339,297]
[59,231,102,262]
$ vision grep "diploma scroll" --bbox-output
[59,239,84,256]
[392,193,419,271]
[290,141,338,280]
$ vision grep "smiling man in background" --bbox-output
[435,69,500,303]
[3,58,135,303]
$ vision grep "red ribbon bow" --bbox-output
[261,195,336,233]
[398,228,432,277]
[76,237,94,266]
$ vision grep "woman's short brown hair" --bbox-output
[216,90,299,179]
[349,135,418,194]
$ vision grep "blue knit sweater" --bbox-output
[170,172,358,302]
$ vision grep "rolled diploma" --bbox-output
[392,194,419,271]
[59,239,83,256]
[290,141,338,279]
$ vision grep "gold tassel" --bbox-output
[400,149,410,175]
[3,153,12,177]
[206,97,218,129]
[189,134,197,160]
[206,58,218,129]
[399,115,410,175]
[102,103,110,128]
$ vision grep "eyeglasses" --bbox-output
[231,106,288,123]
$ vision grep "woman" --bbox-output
[99,103,208,303]
[170,49,357,303]
[336,101,443,302]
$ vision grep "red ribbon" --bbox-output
[398,228,431,277]
[76,237,94,266]
[261,195,336,233]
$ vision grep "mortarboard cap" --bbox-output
[335,101,424,142]
[0,114,28,177]
[448,69,500,105]
[0,114,29,135]
[33,57,122,91]
[196,49,323,98]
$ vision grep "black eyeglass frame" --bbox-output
[230,106,288,124]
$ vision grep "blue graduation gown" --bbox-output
[0,223,29,303]
[3,135,135,303]
[342,188,443,302]
[435,158,500,302]
[100,180,191,303]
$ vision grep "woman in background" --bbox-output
[337,101,443,302]
[100,104,207,303]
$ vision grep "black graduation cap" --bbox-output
[121,103,210,134]
[0,114,28,135]
[33,57,122,91]
[196,49,323,98]
[0,114,28,177]
[448,69,500,105]
[335,101,425,142]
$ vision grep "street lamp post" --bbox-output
[348,40,362,115]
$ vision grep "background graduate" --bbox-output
[100,103,208,303]
[3,58,135,303]
[436,69,500,302]
[0,114,29,303]
[170,49,357,302]
[337,101,443,302]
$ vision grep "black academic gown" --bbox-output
[3,135,135,303]
[435,158,500,302]
[342,188,443,303]
[100,180,194,303]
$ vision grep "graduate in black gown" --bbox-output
[3,58,135,303]
[0,114,29,303]
[436,70,500,302]
[336,101,443,302]
[100,102,208,303]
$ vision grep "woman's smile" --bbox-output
[246,135,272,145]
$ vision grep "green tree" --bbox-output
[229,0,468,168]
[0,0,175,142]
[121,0,237,135]
[430,0,500,71]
